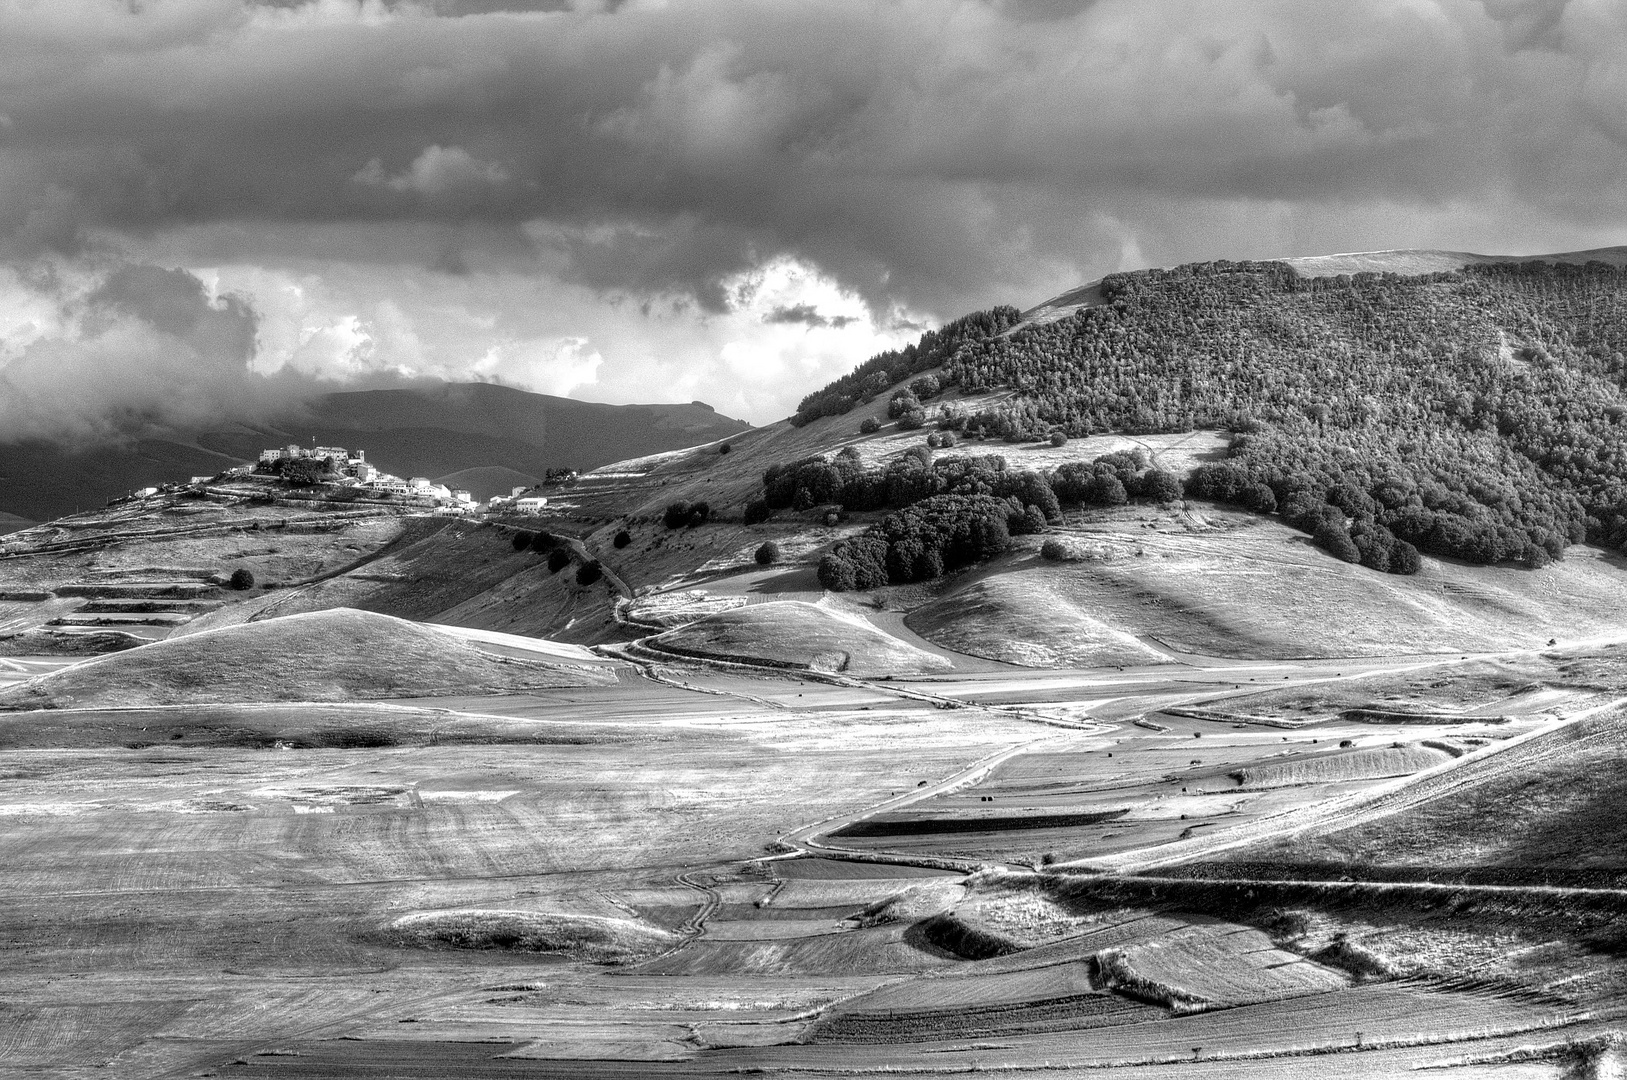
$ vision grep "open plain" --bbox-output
[5,570,1627,1077]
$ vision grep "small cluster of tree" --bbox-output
[547,548,571,573]
[662,501,711,529]
[817,494,1013,590]
[1051,450,1181,505]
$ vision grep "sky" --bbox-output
[3,0,1627,441]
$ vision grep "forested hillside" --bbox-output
[792,259,1627,569]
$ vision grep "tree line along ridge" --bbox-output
[787,258,1627,573]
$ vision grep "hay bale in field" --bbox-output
[0,607,615,710]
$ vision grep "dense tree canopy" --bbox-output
[792,259,1627,568]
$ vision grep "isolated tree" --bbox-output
[530,530,558,552]
[1389,539,1422,575]
[663,502,691,529]
[1049,430,1068,447]
[547,548,571,574]
[1143,469,1183,503]
[229,568,255,590]
[1315,521,1362,563]
[613,529,632,549]
[718,442,731,455]
[859,416,882,434]
[755,541,781,566]
[575,560,603,586]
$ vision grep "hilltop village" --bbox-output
[128,443,567,516]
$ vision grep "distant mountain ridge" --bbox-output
[0,383,750,522]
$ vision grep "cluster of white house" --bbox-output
[254,444,478,508]
[246,446,548,513]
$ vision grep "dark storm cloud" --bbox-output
[763,303,858,329]
[0,261,266,441]
[1,0,1626,438]
[0,0,1622,315]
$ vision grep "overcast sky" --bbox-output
[3,0,1627,439]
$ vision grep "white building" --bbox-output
[514,496,549,513]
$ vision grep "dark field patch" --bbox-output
[830,809,1127,838]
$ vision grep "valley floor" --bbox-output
[4,629,1625,1079]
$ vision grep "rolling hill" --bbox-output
[0,382,750,522]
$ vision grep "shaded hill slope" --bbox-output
[0,607,615,710]
[174,516,624,646]
[1221,699,1627,888]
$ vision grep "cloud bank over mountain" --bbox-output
[2,0,1625,436]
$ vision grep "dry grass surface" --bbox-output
[650,600,951,676]
[909,516,1627,664]
[0,607,615,710]
[1241,709,1627,883]
[1230,744,1452,789]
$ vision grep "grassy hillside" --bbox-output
[0,608,615,710]
[1224,705,1627,887]
[909,511,1627,662]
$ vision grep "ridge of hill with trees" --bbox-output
[790,258,1627,571]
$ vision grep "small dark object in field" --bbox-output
[575,560,603,586]
[719,443,731,454]
[229,568,254,590]
[755,541,780,566]
[613,530,631,549]
[547,548,571,573]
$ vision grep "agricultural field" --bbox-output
[6,383,1627,1076]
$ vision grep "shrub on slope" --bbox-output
[0,608,614,710]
